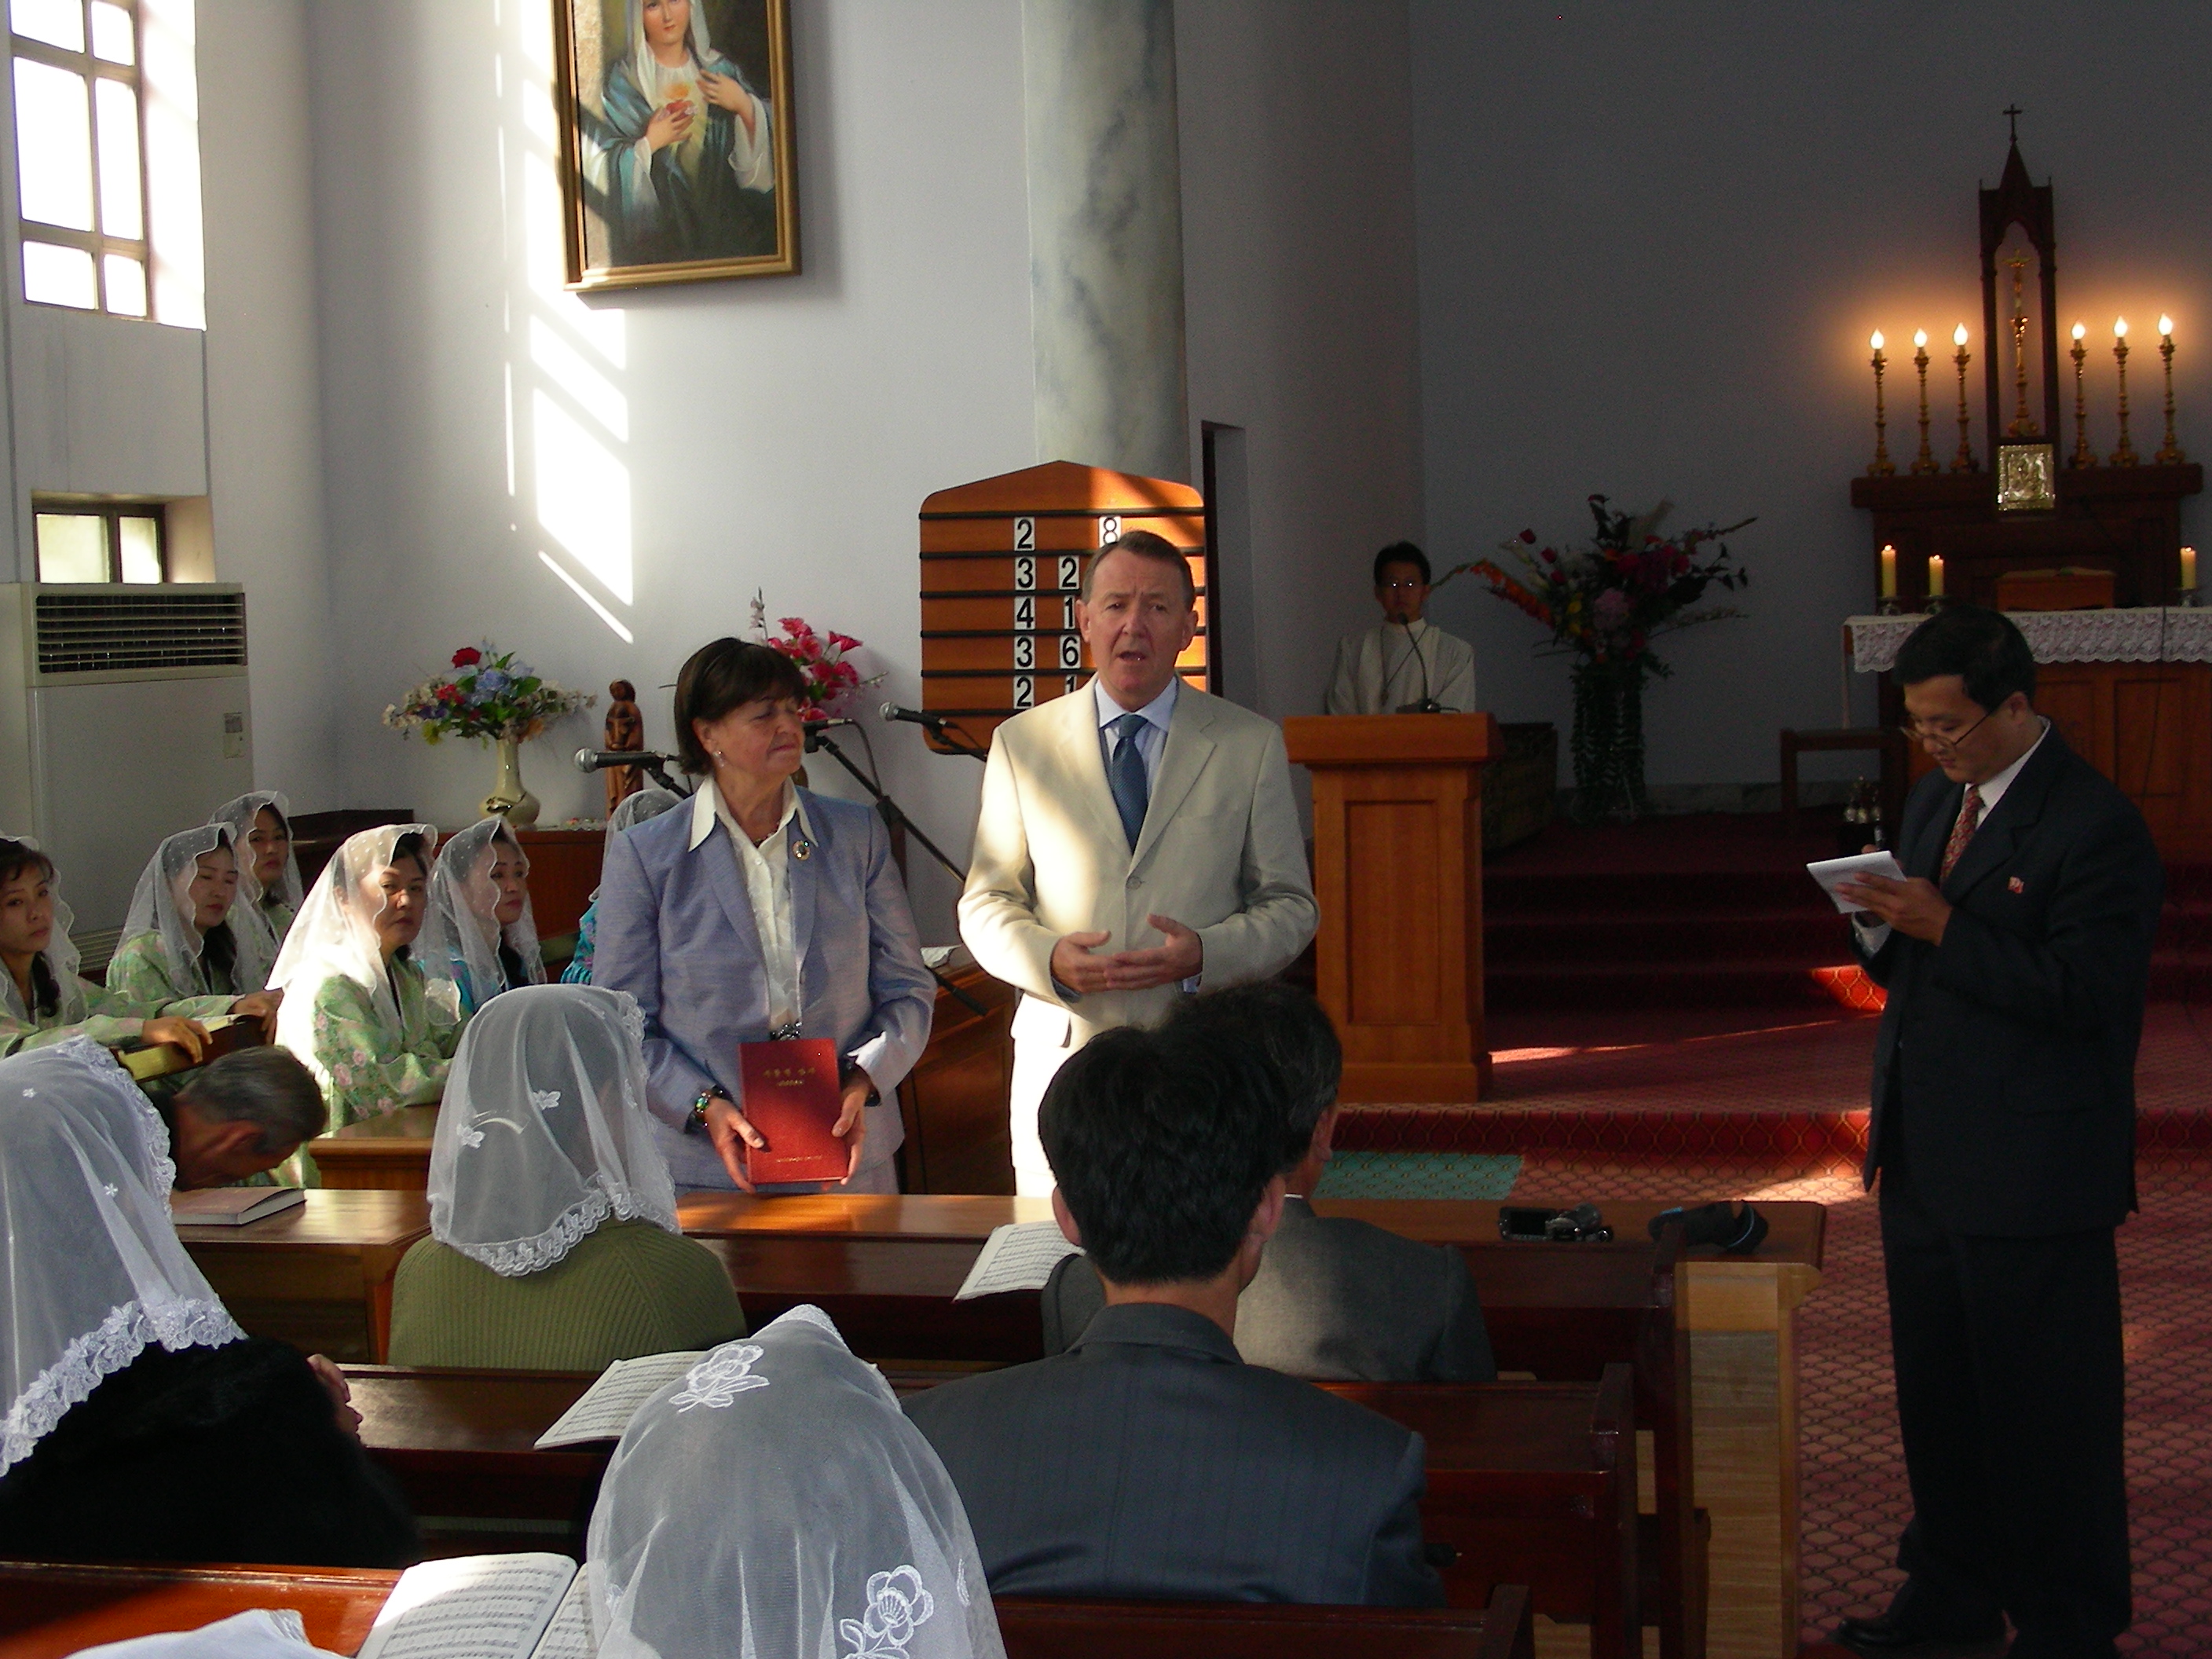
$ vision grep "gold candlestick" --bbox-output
[2111,318,2139,467]
[1950,324,1977,471]
[1867,331,1895,477]
[2068,321,2094,468]
[1910,331,1937,474]
[2156,315,2185,465]
[2007,251,2037,436]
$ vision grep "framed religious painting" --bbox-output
[551,0,800,289]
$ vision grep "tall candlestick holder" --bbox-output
[1950,328,1977,471]
[2110,320,2139,467]
[1910,332,1937,474]
[2156,319,2185,464]
[2068,323,2094,468]
[1867,333,1895,477]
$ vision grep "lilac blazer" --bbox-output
[593,788,935,1188]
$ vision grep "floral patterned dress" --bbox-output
[306,954,464,1135]
[102,932,244,1015]
[0,975,152,1057]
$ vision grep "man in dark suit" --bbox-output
[1038,982,1495,1382]
[1833,605,2161,1659]
[903,1020,1443,1606]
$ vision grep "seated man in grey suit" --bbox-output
[1038,982,1495,1382]
[903,1021,1443,1606]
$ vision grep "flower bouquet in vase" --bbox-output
[751,592,884,722]
[1446,496,1751,822]
[383,644,595,827]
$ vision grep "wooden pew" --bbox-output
[175,1190,430,1364]
[0,1562,1532,1659]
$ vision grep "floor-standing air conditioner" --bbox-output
[0,584,255,955]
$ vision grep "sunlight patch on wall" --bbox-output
[539,551,634,643]
[533,387,632,603]
[530,314,627,441]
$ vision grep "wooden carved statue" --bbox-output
[603,679,645,816]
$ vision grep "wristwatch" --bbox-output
[687,1085,731,1133]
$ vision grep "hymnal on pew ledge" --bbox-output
[169,1186,306,1227]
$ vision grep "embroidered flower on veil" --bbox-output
[669,1343,769,1410]
[839,1566,936,1658]
[458,1126,485,1149]
[529,1089,562,1113]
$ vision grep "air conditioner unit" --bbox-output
[0,584,255,954]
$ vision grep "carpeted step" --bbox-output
[1486,908,1855,965]
[1489,956,1855,1011]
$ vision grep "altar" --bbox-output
[1846,607,2212,859]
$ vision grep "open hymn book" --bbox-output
[356,1554,595,1659]
[953,1220,1082,1300]
[532,1350,706,1449]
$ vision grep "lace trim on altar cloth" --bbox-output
[1,1296,245,1474]
[1849,606,2212,674]
[450,1180,678,1277]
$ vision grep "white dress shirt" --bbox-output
[1324,618,1478,714]
[690,778,816,1033]
[1092,674,1177,787]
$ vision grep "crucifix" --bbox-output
[2004,104,2023,144]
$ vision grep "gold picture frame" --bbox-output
[551,0,799,291]
[1995,441,2056,512]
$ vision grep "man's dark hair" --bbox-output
[1893,602,2036,712]
[672,638,809,775]
[1373,540,1431,586]
[1040,1023,1283,1285]
[1169,982,1342,1176]
[1080,528,1196,607]
[176,1046,328,1154]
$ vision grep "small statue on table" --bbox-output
[602,680,646,817]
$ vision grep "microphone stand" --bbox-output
[804,727,987,1017]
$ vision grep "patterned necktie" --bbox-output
[1939,782,1983,882]
[1107,712,1150,850]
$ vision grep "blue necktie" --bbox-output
[1107,712,1149,850]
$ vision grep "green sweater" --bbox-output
[387,1219,746,1371]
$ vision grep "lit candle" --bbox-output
[1954,324,1968,347]
[1880,544,1898,598]
[1914,328,1928,349]
[2115,317,2130,339]
[2185,546,2199,592]
[2162,314,2175,341]
[1928,555,1946,598]
[1870,330,1884,352]
[2073,321,2087,343]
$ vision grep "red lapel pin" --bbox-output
[2008,876,2025,893]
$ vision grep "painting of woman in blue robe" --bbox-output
[558,0,797,286]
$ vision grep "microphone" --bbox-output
[574,747,679,774]
[880,703,952,730]
[802,717,858,751]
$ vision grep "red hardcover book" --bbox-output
[738,1038,849,1185]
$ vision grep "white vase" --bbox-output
[482,734,540,826]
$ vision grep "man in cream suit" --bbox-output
[959,529,1318,1194]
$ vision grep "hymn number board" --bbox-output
[918,460,1209,755]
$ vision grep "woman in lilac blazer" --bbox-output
[594,640,935,1193]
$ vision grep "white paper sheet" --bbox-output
[1806,850,1907,914]
[533,1351,705,1449]
[355,1554,577,1659]
[525,1571,597,1659]
[953,1220,1082,1300]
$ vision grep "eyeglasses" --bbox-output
[1379,580,1427,591]
[1895,709,1991,754]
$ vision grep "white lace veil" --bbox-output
[0,836,88,1027]
[588,1306,1005,1659]
[270,823,448,1053]
[0,1038,246,1476]
[118,824,273,997]
[207,790,305,945]
[428,818,545,1005]
[427,983,676,1276]
[594,787,682,903]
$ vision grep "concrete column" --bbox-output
[1021,0,1190,482]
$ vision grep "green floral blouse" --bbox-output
[307,955,464,1133]
[0,976,148,1057]
[103,932,246,1013]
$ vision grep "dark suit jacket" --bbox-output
[1854,727,2162,1236]
[1039,1197,1496,1382]
[903,1301,1443,1607]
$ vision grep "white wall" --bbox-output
[300,0,1039,938]
[1410,0,2212,791]
[1176,0,1426,723]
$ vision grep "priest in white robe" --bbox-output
[1324,542,1477,714]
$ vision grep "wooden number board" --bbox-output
[919,460,1208,754]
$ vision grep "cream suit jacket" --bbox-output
[958,680,1319,1052]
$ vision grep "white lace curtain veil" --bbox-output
[119,824,272,996]
[589,1306,1005,1659]
[0,1038,244,1476]
[429,818,545,1002]
[207,790,305,950]
[0,834,87,1027]
[269,822,446,1052]
[427,983,677,1276]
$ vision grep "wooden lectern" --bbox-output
[1284,714,1498,1103]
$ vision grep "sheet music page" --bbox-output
[533,1351,705,1448]
[1805,850,1906,914]
[526,1569,597,1659]
[953,1220,1082,1300]
[356,1553,577,1659]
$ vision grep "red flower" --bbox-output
[1541,548,1558,564]
[452,646,482,668]
[437,684,463,704]
[1518,529,1537,544]
[828,632,862,653]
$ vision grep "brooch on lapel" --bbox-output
[2008,876,2024,893]
[793,837,815,862]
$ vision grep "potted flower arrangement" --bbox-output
[1448,496,1752,822]
[383,643,595,826]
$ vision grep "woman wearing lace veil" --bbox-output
[208,790,305,959]
[0,1038,416,1565]
[388,983,744,1369]
[105,825,285,1019]
[588,1306,1004,1658]
[430,817,547,1015]
[270,824,463,1175]
[562,786,683,984]
[0,837,211,1059]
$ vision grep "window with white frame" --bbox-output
[12,0,150,316]
[34,503,166,583]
